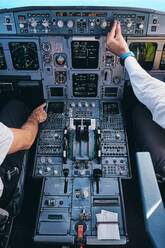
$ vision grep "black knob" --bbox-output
[93,168,102,178]
[63,168,69,177]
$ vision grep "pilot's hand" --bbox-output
[106,20,130,57]
[30,103,47,124]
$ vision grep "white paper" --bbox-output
[96,210,120,240]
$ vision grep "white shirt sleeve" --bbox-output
[125,56,165,129]
[0,122,14,198]
[0,122,14,165]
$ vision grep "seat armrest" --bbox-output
[136,152,165,248]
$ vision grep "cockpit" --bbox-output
[0,3,165,248]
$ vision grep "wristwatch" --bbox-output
[120,51,135,66]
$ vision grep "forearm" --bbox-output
[21,115,39,147]
[8,102,47,154]
[8,117,39,154]
[125,56,165,128]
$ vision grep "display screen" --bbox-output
[0,44,7,70]
[48,214,62,220]
[56,12,107,17]
[129,42,157,70]
[9,42,39,70]
[159,45,165,70]
[71,41,99,69]
[50,87,63,97]
[48,102,64,113]
[103,102,119,115]
[73,73,98,97]
[105,87,118,97]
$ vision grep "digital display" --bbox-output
[73,73,98,97]
[9,42,39,70]
[103,102,119,115]
[105,87,118,97]
[0,44,7,70]
[48,214,62,220]
[71,41,99,69]
[159,44,165,70]
[50,87,63,97]
[129,42,157,70]
[18,15,26,20]
[56,12,107,17]
[48,102,64,113]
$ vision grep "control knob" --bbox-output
[85,102,89,107]
[80,170,85,175]
[126,19,133,28]
[19,23,25,28]
[53,169,58,175]
[57,20,64,28]
[38,169,43,175]
[78,102,82,108]
[40,157,45,163]
[46,166,51,172]
[113,76,120,84]
[115,132,121,139]
[100,20,107,29]
[71,102,76,108]
[82,189,89,199]
[42,19,50,28]
[48,157,52,164]
[67,20,74,28]
[91,102,95,108]
[90,20,95,27]
[137,23,144,29]
[30,18,38,27]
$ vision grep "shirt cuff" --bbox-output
[0,122,14,165]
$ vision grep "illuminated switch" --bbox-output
[46,199,56,206]
[82,189,88,199]
[45,166,51,172]
[53,169,58,175]
[48,157,53,164]
[38,169,43,175]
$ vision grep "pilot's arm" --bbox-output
[107,20,165,129]
[8,103,47,154]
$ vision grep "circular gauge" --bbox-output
[43,53,52,63]
[55,54,66,66]
[67,20,74,28]
[55,71,67,84]
[57,20,64,28]
[41,42,51,52]
[9,42,39,70]
[100,20,107,29]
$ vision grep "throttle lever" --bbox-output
[93,168,102,194]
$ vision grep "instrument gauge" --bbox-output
[67,20,74,28]
[57,20,64,28]
[55,54,66,66]
[43,53,52,63]
[41,42,51,52]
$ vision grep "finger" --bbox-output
[108,20,117,39]
[115,22,122,38]
[40,102,47,108]
[38,103,47,110]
